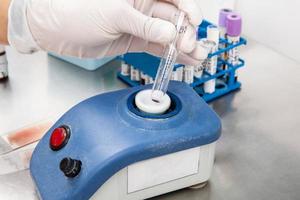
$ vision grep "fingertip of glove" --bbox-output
[189,10,203,27]
[180,0,203,26]
[190,41,209,60]
[178,39,195,54]
[147,18,176,44]
[177,25,196,54]
[176,52,199,66]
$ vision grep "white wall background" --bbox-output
[198,0,236,24]
[199,0,300,63]
[235,0,300,63]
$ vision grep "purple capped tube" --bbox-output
[226,13,242,82]
[218,9,234,72]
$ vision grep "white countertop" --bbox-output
[0,39,300,200]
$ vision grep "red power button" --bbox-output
[49,125,70,151]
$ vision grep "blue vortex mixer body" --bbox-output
[30,81,221,200]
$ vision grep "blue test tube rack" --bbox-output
[117,20,247,102]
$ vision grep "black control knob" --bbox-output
[59,157,82,178]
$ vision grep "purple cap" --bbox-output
[226,13,242,37]
[219,8,233,27]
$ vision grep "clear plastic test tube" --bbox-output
[0,45,8,80]
[171,66,183,82]
[202,39,218,94]
[130,66,141,81]
[218,9,233,71]
[144,75,153,85]
[151,11,186,102]
[183,65,194,84]
[203,25,219,94]
[194,60,205,78]
[121,62,130,76]
[140,71,146,85]
[193,39,211,79]
[171,70,176,81]
[226,13,242,82]
[176,66,184,82]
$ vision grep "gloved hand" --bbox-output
[8,0,208,65]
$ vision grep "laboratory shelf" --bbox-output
[117,19,247,102]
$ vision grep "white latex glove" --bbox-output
[8,0,208,65]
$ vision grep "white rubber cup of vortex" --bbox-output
[135,89,171,115]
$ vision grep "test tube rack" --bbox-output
[117,20,247,102]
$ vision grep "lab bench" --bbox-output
[0,39,300,200]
